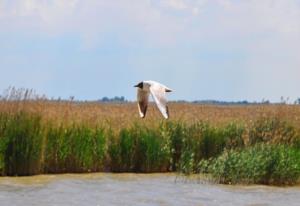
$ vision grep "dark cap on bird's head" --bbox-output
[134,82,143,89]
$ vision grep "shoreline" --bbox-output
[0,172,299,188]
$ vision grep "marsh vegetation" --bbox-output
[0,88,299,185]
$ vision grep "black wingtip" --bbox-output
[166,106,170,119]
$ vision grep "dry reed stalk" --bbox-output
[1,99,300,130]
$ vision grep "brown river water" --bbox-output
[0,173,299,206]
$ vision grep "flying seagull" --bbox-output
[134,80,172,119]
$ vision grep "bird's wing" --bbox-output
[137,89,150,118]
[149,85,169,119]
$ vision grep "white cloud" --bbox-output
[1,0,299,45]
[160,0,188,10]
[1,0,300,100]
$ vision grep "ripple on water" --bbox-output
[0,173,299,206]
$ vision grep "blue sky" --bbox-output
[0,0,300,102]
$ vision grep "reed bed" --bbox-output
[0,88,300,185]
[2,88,300,129]
[201,144,300,185]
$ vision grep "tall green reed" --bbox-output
[0,109,299,186]
[108,124,171,172]
[0,112,44,175]
[170,121,245,174]
[44,124,106,173]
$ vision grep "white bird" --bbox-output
[134,80,172,119]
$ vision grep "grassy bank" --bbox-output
[0,89,300,184]
[0,109,299,185]
[198,144,300,185]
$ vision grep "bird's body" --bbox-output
[134,80,172,119]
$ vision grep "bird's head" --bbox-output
[134,82,143,89]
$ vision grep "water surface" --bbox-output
[0,173,299,206]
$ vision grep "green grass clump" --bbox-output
[206,144,300,185]
[44,125,106,173]
[248,117,299,145]
[169,121,245,174]
[108,124,171,172]
[0,112,44,176]
[108,127,137,172]
[223,122,245,149]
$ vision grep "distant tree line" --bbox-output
[295,98,300,104]
[2,87,300,105]
[174,99,265,105]
[99,96,127,103]
[97,97,300,105]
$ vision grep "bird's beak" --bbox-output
[134,84,138,87]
